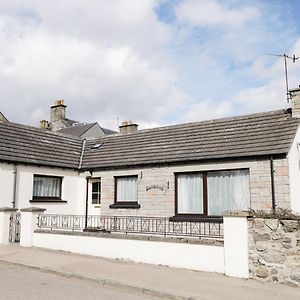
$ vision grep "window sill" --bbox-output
[30,199,67,203]
[169,215,223,223]
[109,202,141,209]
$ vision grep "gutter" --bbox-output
[270,156,276,210]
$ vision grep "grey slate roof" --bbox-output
[64,118,79,127]
[102,127,117,135]
[0,109,299,171]
[58,123,97,137]
[58,123,117,138]
[0,122,83,169]
[82,109,300,170]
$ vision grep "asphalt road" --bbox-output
[0,262,161,300]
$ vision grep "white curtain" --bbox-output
[177,174,203,214]
[207,170,250,215]
[33,176,61,197]
[117,177,137,201]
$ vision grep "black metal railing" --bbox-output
[37,214,223,239]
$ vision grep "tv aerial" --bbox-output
[267,53,299,102]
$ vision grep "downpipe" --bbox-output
[270,156,276,210]
[12,164,18,208]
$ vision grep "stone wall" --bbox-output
[248,217,300,286]
[91,157,290,217]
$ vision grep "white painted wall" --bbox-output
[0,163,15,207]
[0,162,86,214]
[33,232,225,273]
[223,215,249,278]
[288,125,300,213]
[0,211,12,244]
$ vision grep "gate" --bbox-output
[9,212,21,243]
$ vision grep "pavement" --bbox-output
[0,244,299,300]
[0,261,156,300]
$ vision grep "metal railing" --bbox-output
[37,214,223,239]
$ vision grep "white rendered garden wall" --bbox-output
[33,232,225,273]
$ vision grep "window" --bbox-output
[32,175,62,200]
[175,169,250,217]
[92,181,101,205]
[177,173,203,214]
[109,175,140,209]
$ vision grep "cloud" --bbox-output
[0,0,299,131]
[175,0,260,28]
[0,0,192,129]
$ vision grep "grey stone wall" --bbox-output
[96,158,291,217]
[248,217,300,286]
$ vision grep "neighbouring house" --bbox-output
[0,112,9,123]
[1,87,300,218]
[39,99,116,139]
[57,122,116,139]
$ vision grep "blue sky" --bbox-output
[0,0,300,130]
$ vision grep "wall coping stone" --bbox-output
[0,207,18,212]
[20,207,46,212]
[223,210,251,217]
[34,229,224,246]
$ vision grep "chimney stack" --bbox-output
[39,120,49,129]
[290,86,300,118]
[119,121,138,134]
[50,99,67,131]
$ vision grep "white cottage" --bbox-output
[1,88,300,219]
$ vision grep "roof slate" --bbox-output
[102,127,117,135]
[0,122,83,169]
[0,109,299,171]
[58,123,117,138]
[82,109,300,170]
[58,123,97,137]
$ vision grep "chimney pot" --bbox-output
[39,120,49,129]
[55,99,65,106]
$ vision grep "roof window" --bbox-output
[91,143,102,149]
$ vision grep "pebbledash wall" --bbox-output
[92,157,291,217]
[248,217,300,286]
[0,162,86,214]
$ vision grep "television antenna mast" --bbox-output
[267,53,299,102]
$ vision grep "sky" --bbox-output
[0,0,300,131]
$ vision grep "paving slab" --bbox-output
[0,245,299,300]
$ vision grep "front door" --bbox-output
[88,178,101,216]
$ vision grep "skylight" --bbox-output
[91,143,102,149]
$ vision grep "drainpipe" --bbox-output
[270,156,276,210]
[12,165,18,208]
[78,139,86,170]
[85,177,89,229]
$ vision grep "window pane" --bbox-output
[33,176,61,198]
[92,193,100,204]
[207,170,250,215]
[177,174,203,214]
[92,182,99,193]
[91,181,101,204]
[117,177,137,202]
